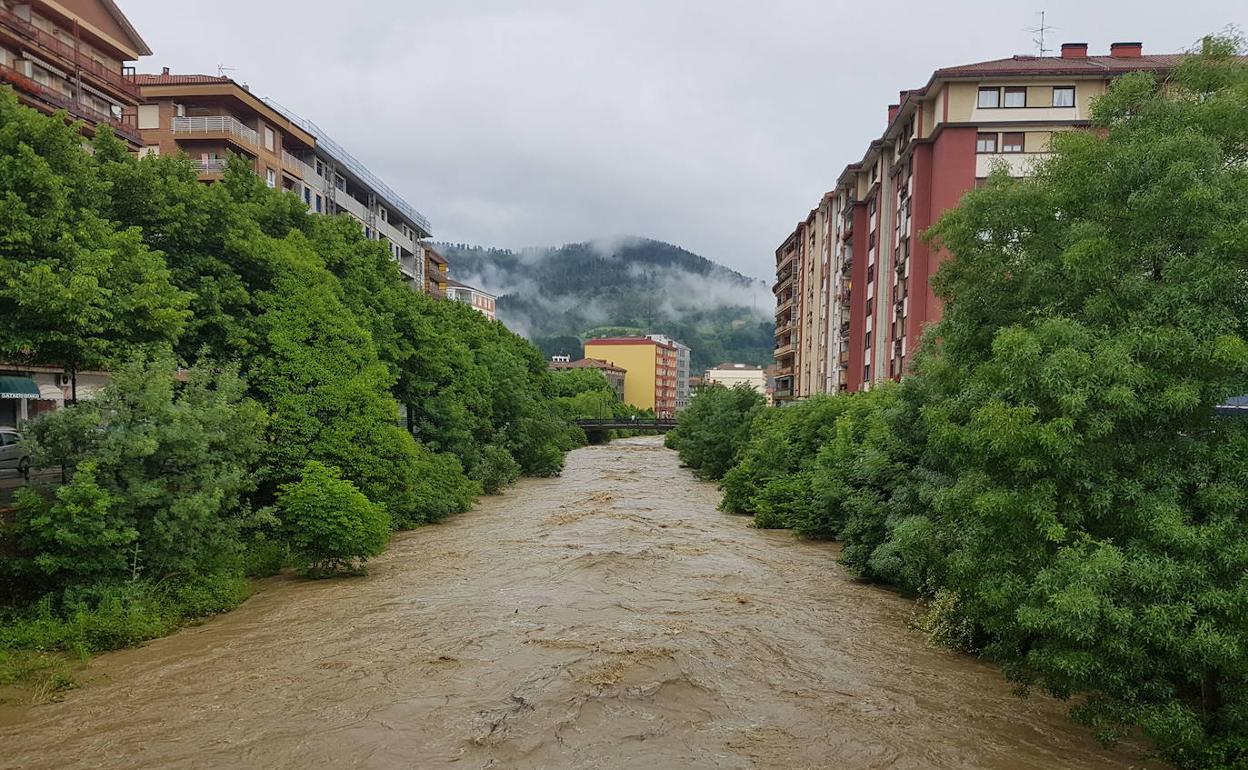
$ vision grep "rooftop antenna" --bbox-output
[1026,11,1057,56]
[216,63,235,77]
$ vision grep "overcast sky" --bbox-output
[123,0,1241,278]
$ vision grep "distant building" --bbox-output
[446,279,497,320]
[705,363,767,395]
[583,337,677,417]
[0,364,110,427]
[550,357,627,402]
[424,245,449,298]
[646,334,692,411]
[0,0,151,149]
[136,71,431,288]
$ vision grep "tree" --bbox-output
[277,461,390,577]
[0,93,189,395]
[918,39,1248,767]
[664,384,764,479]
[9,357,265,594]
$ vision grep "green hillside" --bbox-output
[435,238,774,373]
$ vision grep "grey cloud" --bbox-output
[124,0,1239,278]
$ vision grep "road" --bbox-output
[0,438,1155,769]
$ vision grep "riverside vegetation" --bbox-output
[0,90,625,692]
[667,40,1248,770]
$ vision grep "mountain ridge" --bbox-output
[434,237,775,373]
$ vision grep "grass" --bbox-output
[0,571,253,705]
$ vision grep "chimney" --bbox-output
[1060,42,1088,59]
[887,103,900,123]
[1110,41,1143,58]
[161,66,170,75]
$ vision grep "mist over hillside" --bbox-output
[435,237,775,372]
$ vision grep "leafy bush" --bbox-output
[8,358,265,597]
[664,384,763,479]
[277,462,391,578]
[473,445,522,494]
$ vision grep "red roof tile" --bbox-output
[135,74,232,86]
[934,54,1189,78]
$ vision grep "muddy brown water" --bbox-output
[0,437,1156,770]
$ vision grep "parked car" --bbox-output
[0,427,30,478]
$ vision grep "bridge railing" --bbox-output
[573,418,678,428]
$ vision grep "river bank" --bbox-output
[0,438,1156,769]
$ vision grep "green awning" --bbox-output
[0,376,40,400]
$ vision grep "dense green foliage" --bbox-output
[664,384,764,479]
[672,42,1248,769]
[437,240,775,371]
[277,462,391,577]
[0,91,580,658]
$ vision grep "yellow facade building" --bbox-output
[582,337,678,417]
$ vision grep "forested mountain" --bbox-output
[436,238,774,372]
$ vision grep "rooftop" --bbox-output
[135,73,231,86]
[551,358,627,373]
[933,53,1188,79]
[710,363,763,371]
[445,278,496,297]
[586,336,671,347]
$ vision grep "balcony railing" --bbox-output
[281,149,310,178]
[0,62,141,143]
[171,115,259,147]
[193,158,228,173]
[0,6,140,100]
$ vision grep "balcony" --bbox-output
[0,6,140,101]
[172,115,259,149]
[334,192,368,221]
[193,158,228,175]
[774,342,796,358]
[0,63,141,144]
[776,295,795,314]
[281,149,310,179]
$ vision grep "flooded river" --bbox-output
[0,437,1154,769]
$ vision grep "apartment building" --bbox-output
[775,42,1191,396]
[583,337,678,417]
[424,245,450,298]
[136,71,432,287]
[0,0,149,148]
[445,279,497,320]
[645,334,692,411]
[704,363,767,395]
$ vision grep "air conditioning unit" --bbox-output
[56,374,72,387]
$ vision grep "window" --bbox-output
[315,194,323,213]
[137,104,159,129]
[977,87,1000,108]
[976,132,998,153]
[1001,132,1025,153]
[1003,87,1027,108]
[334,175,345,192]
[378,207,388,223]
[316,159,325,177]
[175,102,186,117]
[1052,86,1075,107]
[303,188,311,204]
[265,168,276,188]
[263,126,275,151]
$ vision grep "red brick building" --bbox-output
[775,42,1198,396]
